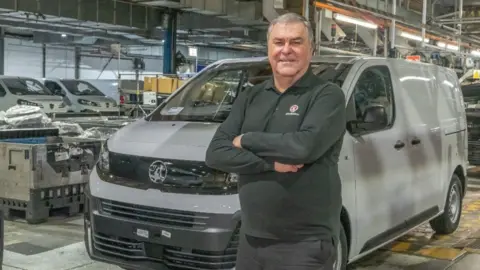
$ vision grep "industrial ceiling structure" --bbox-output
[0,0,479,60]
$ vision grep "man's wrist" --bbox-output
[240,132,254,150]
[264,160,275,171]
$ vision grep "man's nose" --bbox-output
[281,43,293,53]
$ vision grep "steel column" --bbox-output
[459,0,464,68]
[0,28,4,75]
[315,8,323,54]
[421,0,427,47]
[74,47,81,79]
[458,0,463,37]
[163,11,177,75]
[390,0,396,50]
[42,44,46,78]
[303,0,310,19]
[384,28,388,57]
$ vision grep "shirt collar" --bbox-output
[264,66,316,93]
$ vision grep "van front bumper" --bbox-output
[84,190,240,270]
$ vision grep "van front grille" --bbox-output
[92,224,241,269]
[100,199,209,228]
[93,232,146,260]
[164,225,240,269]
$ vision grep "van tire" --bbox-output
[429,174,463,235]
[336,223,348,270]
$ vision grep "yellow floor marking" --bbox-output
[390,242,412,252]
[414,247,465,260]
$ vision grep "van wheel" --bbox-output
[335,223,348,270]
[429,174,463,235]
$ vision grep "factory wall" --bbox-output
[3,38,257,80]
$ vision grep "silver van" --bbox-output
[84,56,468,270]
[0,76,67,114]
[43,78,118,115]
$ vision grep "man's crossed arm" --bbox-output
[236,84,346,165]
[205,89,275,174]
[205,84,346,174]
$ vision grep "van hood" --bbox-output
[18,95,63,103]
[108,119,220,161]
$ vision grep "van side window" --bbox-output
[45,81,64,96]
[0,84,6,97]
[348,65,394,134]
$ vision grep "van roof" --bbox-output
[211,55,362,65]
[213,55,445,68]
[0,75,43,80]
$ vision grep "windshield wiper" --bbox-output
[184,116,225,123]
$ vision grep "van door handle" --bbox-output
[394,141,405,150]
[411,138,421,145]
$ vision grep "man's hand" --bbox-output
[233,135,243,148]
[274,162,304,173]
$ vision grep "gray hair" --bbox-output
[267,13,314,48]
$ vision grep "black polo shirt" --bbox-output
[206,68,346,242]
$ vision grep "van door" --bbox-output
[346,61,413,255]
[395,65,444,214]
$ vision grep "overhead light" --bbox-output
[188,47,197,57]
[400,32,429,43]
[471,50,480,56]
[437,41,459,51]
[333,13,378,29]
[61,34,67,38]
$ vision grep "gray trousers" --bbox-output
[235,234,337,270]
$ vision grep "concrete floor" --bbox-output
[2,179,480,270]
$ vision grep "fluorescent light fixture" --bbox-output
[188,47,198,57]
[400,32,429,43]
[472,50,480,56]
[333,13,378,29]
[437,41,459,51]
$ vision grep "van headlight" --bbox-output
[78,99,99,107]
[96,141,110,175]
[201,172,238,188]
[17,99,42,107]
[226,173,239,184]
[59,102,66,108]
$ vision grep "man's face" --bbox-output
[268,22,312,78]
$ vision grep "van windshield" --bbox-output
[61,80,105,96]
[148,61,351,123]
[2,78,51,95]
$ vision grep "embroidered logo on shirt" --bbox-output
[286,105,300,116]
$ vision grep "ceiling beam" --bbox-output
[0,0,164,30]
[0,18,142,44]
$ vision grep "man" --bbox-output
[205,13,346,270]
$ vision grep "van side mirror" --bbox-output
[347,105,388,133]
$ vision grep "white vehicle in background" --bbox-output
[0,76,67,114]
[42,78,118,115]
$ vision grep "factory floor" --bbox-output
[3,179,480,270]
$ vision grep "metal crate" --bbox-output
[0,136,102,223]
[467,113,480,165]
